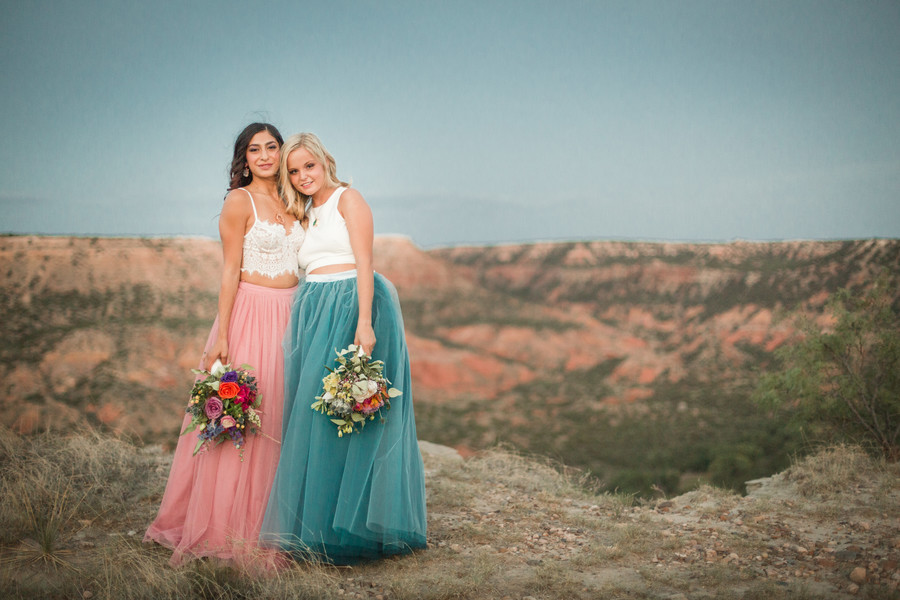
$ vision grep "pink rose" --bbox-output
[355,396,384,415]
[204,397,224,420]
[220,415,237,429]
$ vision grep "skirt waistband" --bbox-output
[305,269,358,282]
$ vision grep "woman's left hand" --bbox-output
[355,324,376,357]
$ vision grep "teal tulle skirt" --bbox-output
[260,272,427,563]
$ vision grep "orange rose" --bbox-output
[218,382,240,399]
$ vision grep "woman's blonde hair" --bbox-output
[279,132,350,220]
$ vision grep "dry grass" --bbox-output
[450,443,602,498]
[2,426,896,599]
[674,483,742,516]
[519,562,588,598]
[385,549,502,600]
[727,580,819,600]
[609,522,656,556]
[3,482,85,573]
[778,443,900,526]
[785,444,884,497]
[0,427,128,576]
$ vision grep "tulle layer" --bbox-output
[261,273,427,564]
[144,281,296,570]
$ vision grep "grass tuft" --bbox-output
[461,444,602,498]
[786,443,885,497]
[6,482,84,573]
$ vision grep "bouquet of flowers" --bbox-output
[181,359,262,457]
[311,344,401,437]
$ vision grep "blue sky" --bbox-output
[1,0,898,247]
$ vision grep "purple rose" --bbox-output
[204,396,224,420]
[221,371,239,383]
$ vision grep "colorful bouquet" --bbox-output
[311,344,401,437]
[181,359,262,457]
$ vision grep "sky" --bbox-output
[1,0,899,248]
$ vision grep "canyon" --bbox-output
[2,235,897,493]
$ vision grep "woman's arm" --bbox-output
[341,188,376,356]
[206,191,250,369]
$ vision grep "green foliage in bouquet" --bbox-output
[312,345,401,437]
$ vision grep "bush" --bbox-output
[754,276,900,461]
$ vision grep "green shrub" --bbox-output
[754,275,900,461]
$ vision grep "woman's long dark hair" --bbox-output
[227,122,284,191]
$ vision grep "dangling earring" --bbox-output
[242,166,250,178]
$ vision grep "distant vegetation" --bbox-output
[416,374,801,497]
[427,239,900,497]
[755,275,900,462]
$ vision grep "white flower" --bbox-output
[351,379,379,401]
[210,359,226,378]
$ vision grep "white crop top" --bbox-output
[297,187,356,274]
[240,188,305,279]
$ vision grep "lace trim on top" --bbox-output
[239,189,305,279]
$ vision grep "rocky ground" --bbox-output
[2,434,898,599]
[402,442,900,599]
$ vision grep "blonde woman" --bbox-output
[261,133,426,563]
[145,123,304,569]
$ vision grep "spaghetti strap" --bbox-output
[239,187,259,220]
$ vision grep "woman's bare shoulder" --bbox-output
[222,189,253,216]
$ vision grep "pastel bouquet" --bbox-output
[311,344,401,437]
[181,359,262,457]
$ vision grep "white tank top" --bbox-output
[297,187,356,274]
[239,188,305,279]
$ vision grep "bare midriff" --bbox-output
[240,271,300,289]
[308,263,356,276]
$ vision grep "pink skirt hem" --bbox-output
[144,281,295,571]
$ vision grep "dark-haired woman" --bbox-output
[145,123,304,569]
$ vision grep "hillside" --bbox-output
[2,235,899,495]
[1,428,898,599]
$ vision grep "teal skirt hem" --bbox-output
[260,273,427,564]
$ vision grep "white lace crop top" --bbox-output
[239,188,305,279]
[297,187,356,274]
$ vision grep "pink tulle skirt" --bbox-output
[144,281,296,570]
